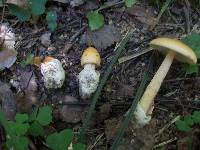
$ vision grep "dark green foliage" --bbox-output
[176,111,200,132]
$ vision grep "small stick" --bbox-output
[153,137,177,149]
[118,48,152,64]
[155,115,180,137]
[87,133,104,150]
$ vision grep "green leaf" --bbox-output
[36,106,52,126]
[46,10,57,21]
[20,53,34,68]
[181,32,200,74]
[28,0,47,15]
[192,111,200,123]
[183,64,199,75]
[181,32,200,59]
[46,11,57,31]
[125,0,137,7]
[8,121,30,136]
[6,136,29,150]
[183,115,194,126]
[46,129,73,150]
[175,120,192,132]
[47,22,57,31]
[8,4,31,21]
[29,121,44,137]
[86,11,104,31]
[29,108,38,122]
[15,114,28,123]
[73,143,86,150]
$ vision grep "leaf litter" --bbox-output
[81,25,121,50]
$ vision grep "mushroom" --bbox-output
[41,56,65,89]
[78,47,101,99]
[134,37,197,126]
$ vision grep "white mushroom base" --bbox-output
[78,64,100,99]
[41,59,65,89]
[133,104,151,127]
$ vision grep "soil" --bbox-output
[1,0,200,149]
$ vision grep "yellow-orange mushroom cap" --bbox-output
[150,38,197,64]
[81,47,101,67]
[43,56,55,64]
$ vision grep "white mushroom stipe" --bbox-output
[134,104,151,127]
[41,59,65,89]
[78,64,100,99]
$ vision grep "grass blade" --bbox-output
[110,55,154,150]
[78,30,133,143]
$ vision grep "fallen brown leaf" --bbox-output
[0,81,16,120]
[81,25,121,50]
[58,96,86,123]
[125,4,157,26]
[0,47,17,70]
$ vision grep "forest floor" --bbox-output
[1,0,200,149]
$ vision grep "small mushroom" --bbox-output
[78,47,101,99]
[134,38,197,126]
[41,56,65,89]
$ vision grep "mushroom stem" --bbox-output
[79,64,100,99]
[139,51,175,114]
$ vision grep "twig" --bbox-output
[164,77,200,82]
[118,48,152,64]
[153,137,177,149]
[77,30,133,143]
[155,115,180,137]
[87,133,104,150]
[183,0,191,33]
[97,0,124,12]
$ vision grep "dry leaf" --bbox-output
[0,81,17,120]
[6,0,27,7]
[70,0,85,7]
[82,25,121,50]
[0,47,17,70]
[52,0,69,3]
[31,56,42,67]
[58,96,85,123]
[40,32,51,47]
[125,4,156,26]
[0,24,17,70]
[13,70,39,113]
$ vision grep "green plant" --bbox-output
[20,53,34,68]
[87,0,137,31]
[0,106,86,150]
[181,32,200,75]
[8,0,57,31]
[175,111,200,132]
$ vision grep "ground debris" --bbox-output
[56,95,86,123]
[0,81,16,120]
[40,32,51,47]
[11,69,39,113]
[81,25,121,50]
[125,4,157,26]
